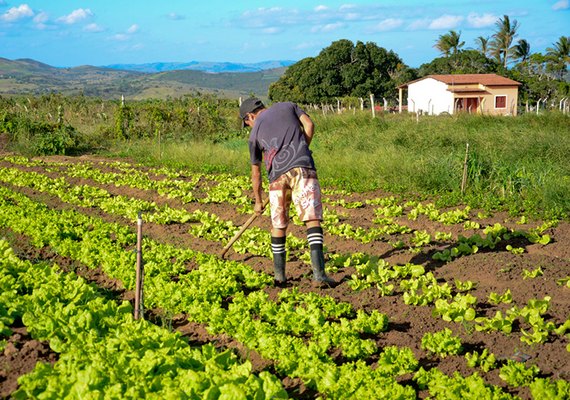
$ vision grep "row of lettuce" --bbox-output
[0,156,569,398]
[0,238,288,399]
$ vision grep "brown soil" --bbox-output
[1,154,569,399]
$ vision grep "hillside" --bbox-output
[0,58,286,99]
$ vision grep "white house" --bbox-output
[398,74,521,116]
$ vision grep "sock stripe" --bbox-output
[307,232,324,246]
[271,243,286,253]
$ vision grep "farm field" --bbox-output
[0,154,569,399]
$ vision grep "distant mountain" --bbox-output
[104,60,296,73]
[0,57,291,99]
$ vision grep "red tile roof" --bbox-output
[399,73,521,88]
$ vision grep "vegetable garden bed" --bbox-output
[1,154,569,399]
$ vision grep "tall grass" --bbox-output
[109,138,251,175]
[108,111,570,219]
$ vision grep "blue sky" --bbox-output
[0,0,568,68]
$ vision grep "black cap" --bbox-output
[239,97,264,121]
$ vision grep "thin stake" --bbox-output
[461,143,470,195]
[134,212,144,320]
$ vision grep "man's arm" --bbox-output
[251,163,264,214]
[299,114,314,146]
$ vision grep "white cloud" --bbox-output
[339,4,356,11]
[112,33,129,41]
[344,12,360,21]
[32,11,50,29]
[467,12,497,28]
[243,7,284,18]
[110,24,139,41]
[262,27,282,34]
[408,19,430,30]
[84,23,104,32]
[315,5,328,12]
[374,18,403,31]
[552,0,569,10]
[1,4,34,22]
[33,12,48,24]
[57,8,93,25]
[167,12,185,20]
[311,22,344,33]
[240,7,300,31]
[127,24,139,34]
[428,14,463,30]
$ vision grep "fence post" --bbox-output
[370,94,375,118]
[461,143,470,195]
[134,212,144,320]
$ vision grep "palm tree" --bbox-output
[513,39,531,63]
[546,36,570,65]
[545,36,570,79]
[475,36,490,57]
[434,30,465,56]
[490,15,520,68]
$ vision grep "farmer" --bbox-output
[239,97,335,286]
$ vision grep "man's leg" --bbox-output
[306,221,335,285]
[271,227,287,284]
[289,168,335,285]
[269,174,291,284]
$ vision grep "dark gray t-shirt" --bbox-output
[248,102,315,182]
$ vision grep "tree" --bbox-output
[417,50,498,76]
[489,15,520,68]
[513,39,531,63]
[546,36,570,79]
[434,30,465,56]
[475,36,490,57]
[269,39,410,104]
[546,36,570,63]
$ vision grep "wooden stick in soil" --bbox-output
[461,142,469,195]
[134,212,144,320]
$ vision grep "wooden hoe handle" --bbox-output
[220,198,269,258]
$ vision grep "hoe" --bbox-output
[220,198,269,259]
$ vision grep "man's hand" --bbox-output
[254,201,264,215]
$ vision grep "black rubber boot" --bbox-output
[273,251,287,284]
[310,248,336,287]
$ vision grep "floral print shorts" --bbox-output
[269,167,323,229]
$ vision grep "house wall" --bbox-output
[479,86,519,116]
[407,78,454,115]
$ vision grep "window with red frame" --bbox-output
[495,95,506,108]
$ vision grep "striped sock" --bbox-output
[271,236,286,256]
[307,226,324,250]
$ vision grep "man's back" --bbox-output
[248,102,315,182]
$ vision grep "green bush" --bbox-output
[2,115,78,156]
[31,123,78,156]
